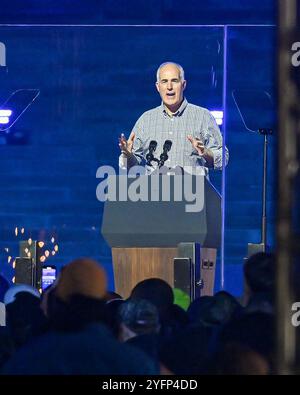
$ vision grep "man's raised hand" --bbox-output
[119,132,135,157]
[187,135,205,156]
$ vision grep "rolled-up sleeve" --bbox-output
[202,110,229,170]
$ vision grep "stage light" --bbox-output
[0,109,12,126]
[210,110,223,126]
[0,109,12,116]
[0,116,9,124]
[210,110,223,118]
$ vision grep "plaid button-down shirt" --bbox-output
[120,98,229,176]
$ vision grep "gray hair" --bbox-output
[156,62,185,82]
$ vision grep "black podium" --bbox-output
[101,173,221,298]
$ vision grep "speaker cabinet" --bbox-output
[175,242,217,300]
[16,241,42,289]
[174,257,193,300]
[14,257,34,286]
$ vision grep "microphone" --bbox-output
[146,140,158,166]
[163,140,172,152]
[159,140,172,168]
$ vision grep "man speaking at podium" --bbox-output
[119,62,228,176]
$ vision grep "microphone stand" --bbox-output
[146,141,159,167]
[260,127,272,251]
[159,151,169,168]
[248,127,272,256]
[231,89,274,258]
[158,140,172,168]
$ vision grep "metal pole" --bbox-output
[277,0,299,375]
[261,134,268,249]
[220,25,228,290]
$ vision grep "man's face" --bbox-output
[156,64,186,112]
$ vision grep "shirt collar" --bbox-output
[161,98,188,117]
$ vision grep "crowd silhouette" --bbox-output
[0,252,275,375]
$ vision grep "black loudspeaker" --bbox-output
[174,258,193,300]
[174,242,217,301]
[176,242,201,301]
[14,257,34,286]
[16,241,42,289]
